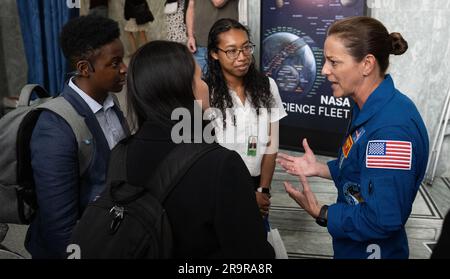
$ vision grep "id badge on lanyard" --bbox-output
[247,136,257,157]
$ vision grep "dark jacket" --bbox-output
[124,0,153,23]
[25,85,129,258]
[89,0,108,9]
[125,121,275,258]
[431,210,450,259]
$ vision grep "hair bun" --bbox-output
[389,32,408,55]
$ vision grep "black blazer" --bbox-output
[124,0,153,22]
[125,121,275,258]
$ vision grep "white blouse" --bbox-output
[212,78,287,176]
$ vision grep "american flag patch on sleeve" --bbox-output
[366,140,412,170]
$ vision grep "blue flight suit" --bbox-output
[326,75,429,259]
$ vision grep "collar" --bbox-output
[351,74,396,130]
[69,78,115,114]
[229,89,251,108]
[134,121,176,141]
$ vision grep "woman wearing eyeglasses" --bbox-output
[206,18,287,226]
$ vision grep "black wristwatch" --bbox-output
[316,205,329,227]
[256,187,270,195]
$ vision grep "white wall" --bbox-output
[369,0,450,177]
[248,0,261,67]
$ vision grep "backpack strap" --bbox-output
[37,97,93,176]
[106,142,147,204]
[150,143,221,203]
[106,142,128,183]
[107,142,221,204]
[18,84,51,107]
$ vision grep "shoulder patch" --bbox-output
[366,140,412,170]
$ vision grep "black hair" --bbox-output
[206,18,273,127]
[127,41,197,129]
[328,16,408,76]
[60,15,120,69]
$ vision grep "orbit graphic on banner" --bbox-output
[340,0,358,7]
[262,32,317,96]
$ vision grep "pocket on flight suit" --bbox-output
[370,176,402,229]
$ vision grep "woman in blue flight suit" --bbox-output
[277,16,429,259]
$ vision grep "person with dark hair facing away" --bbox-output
[124,40,274,258]
[277,16,429,259]
[25,15,129,258]
[206,18,287,229]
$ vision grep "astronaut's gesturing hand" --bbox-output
[284,174,322,219]
[277,138,331,179]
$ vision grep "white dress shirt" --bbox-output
[213,77,287,176]
[69,78,126,149]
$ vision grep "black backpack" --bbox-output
[69,142,220,259]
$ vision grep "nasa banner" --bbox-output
[261,0,366,156]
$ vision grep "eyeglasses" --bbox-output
[217,44,255,60]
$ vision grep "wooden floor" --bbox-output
[1,149,449,259]
[270,149,450,259]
